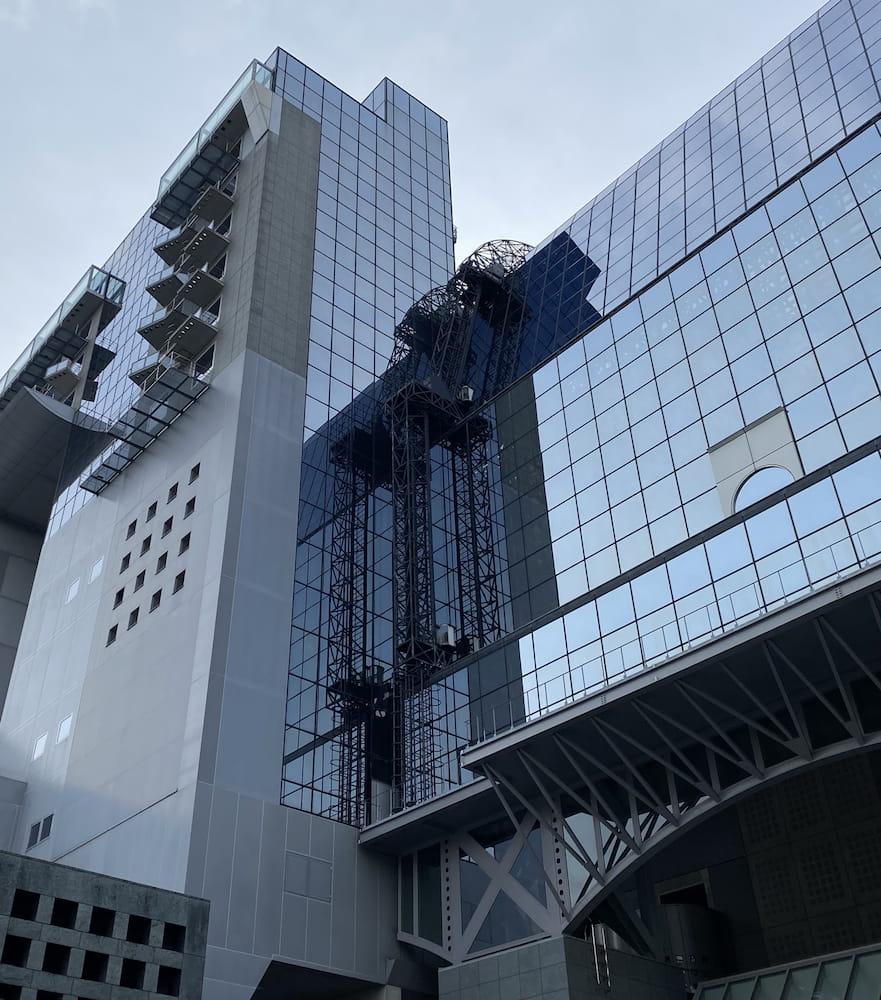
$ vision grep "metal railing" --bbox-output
[470,518,881,744]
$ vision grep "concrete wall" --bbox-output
[0,519,42,718]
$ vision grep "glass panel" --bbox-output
[734,468,796,511]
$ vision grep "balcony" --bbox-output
[150,59,271,229]
[0,266,124,412]
[80,367,209,495]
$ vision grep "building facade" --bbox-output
[3,0,881,997]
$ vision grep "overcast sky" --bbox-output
[0,0,823,375]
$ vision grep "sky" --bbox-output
[0,0,823,377]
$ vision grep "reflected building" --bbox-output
[3,1,881,998]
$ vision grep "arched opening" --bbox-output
[733,466,795,513]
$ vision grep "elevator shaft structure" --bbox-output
[326,240,534,820]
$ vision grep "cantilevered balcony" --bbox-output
[81,367,209,495]
[153,224,199,267]
[0,266,124,412]
[146,264,223,311]
[150,59,270,229]
[192,182,234,225]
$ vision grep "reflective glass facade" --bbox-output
[283,0,881,823]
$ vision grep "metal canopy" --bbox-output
[80,368,208,494]
[150,140,239,230]
[0,389,110,530]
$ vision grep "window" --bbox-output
[126,519,137,539]
[146,501,157,521]
[120,958,146,989]
[733,466,796,512]
[120,553,131,573]
[156,552,168,573]
[27,822,40,849]
[32,732,47,760]
[50,898,77,929]
[184,497,196,518]
[127,609,139,630]
[89,906,115,936]
[89,557,103,582]
[179,533,191,555]
[173,571,185,594]
[134,571,145,592]
[113,588,124,609]
[150,590,161,613]
[65,578,79,603]
[195,344,215,375]
[28,813,53,848]
[82,951,109,983]
[167,483,178,503]
[157,966,181,997]
[42,942,71,975]
[126,914,151,944]
[141,535,152,555]
[56,714,72,744]
[162,922,186,952]
[10,889,39,920]
[162,517,173,537]
[1,934,29,967]
[189,463,200,483]
[106,625,118,646]
[40,815,52,840]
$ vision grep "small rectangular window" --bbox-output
[147,501,157,521]
[184,497,196,519]
[168,483,178,503]
[10,889,39,920]
[89,906,115,936]
[27,821,40,849]
[189,463,200,483]
[157,552,168,573]
[120,553,131,573]
[82,950,109,982]
[113,588,124,608]
[49,896,75,927]
[126,520,137,539]
[134,570,145,592]
[141,535,152,555]
[40,814,53,840]
[89,557,103,582]
[173,571,185,594]
[33,732,47,760]
[162,517,173,537]
[128,608,139,630]
[57,714,73,743]
[179,533,191,555]
[106,625,118,646]
[65,578,80,604]
[150,590,161,613]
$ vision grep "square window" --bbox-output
[42,942,70,975]
[189,463,200,483]
[162,517,173,537]
[146,501,157,521]
[141,535,152,555]
[150,590,161,613]
[113,588,124,608]
[173,571,185,594]
[1,934,30,967]
[126,520,137,539]
[167,483,178,503]
[82,950,109,982]
[33,732,47,760]
[10,889,39,920]
[126,914,151,944]
[157,965,181,996]
[127,609,139,630]
[184,497,196,518]
[56,714,72,743]
[157,552,168,573]
[50,897,76,928]
[106,625,118,646]
[179,533,191,555]
[162,922,186,952]
[120,553,131,573]
[134,571,145,592]
[120,957,146,989]
[89,906,115,937]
